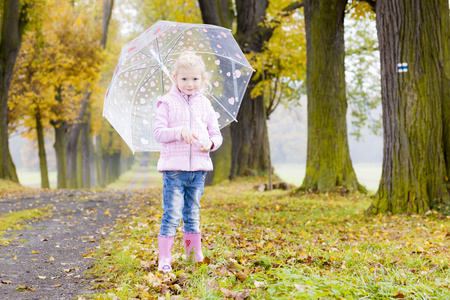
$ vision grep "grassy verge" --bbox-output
[86,179,450,299]
[0,179,28,192]
[0,205,53,245]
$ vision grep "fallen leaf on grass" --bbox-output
[220,288,250,299]
[205,279,220,291]
[294,284,307,291]
[31,251,40,254]
[37,275,46,279]
[235,272,248,282]
[202,256,212,265]
[1,280,12,284]
[146,272,162,287]
[394,292,406,298]
[254,280,266,288]
[134,283,149,293]
[54,284,62,287]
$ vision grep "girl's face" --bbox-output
[174,66,203,95]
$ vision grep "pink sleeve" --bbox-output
[152,101,183,143]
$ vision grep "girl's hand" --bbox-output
[199,140,213,152]
[181,127,198,145]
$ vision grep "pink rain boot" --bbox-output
[158,235,174,273]
[183,231,204,263]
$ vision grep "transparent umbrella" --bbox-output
[103,20,254,152]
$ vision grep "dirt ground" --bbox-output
[0,188,158,300]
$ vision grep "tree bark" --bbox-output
[206,126,232,185]
[94,135,105,187]
[441,0,450,186]
[101,0,114,48]
[368,0,448,214]
[53,122,68,188]
[230,83,269,177]
[198,0,234,184]
[82,115,91,188]
[36,112,50,188]
[301,0,364,192]
[90,0,115,188]
[198,0,234,29]
[198,0,273,179]
[0,0,26,182]
[229,0,271,178]
[66,92,90,188]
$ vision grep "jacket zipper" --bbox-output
[188,95,192,171]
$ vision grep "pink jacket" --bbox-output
[153,85,223,172]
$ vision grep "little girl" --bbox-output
[153,51,223,273]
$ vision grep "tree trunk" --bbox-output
[198,0,234,29]
[102,154,109,186]
[198,0,273,179]
[82,116,91,188]
[441,0,450,186]
[76,132,83,188]
[36,112,50,188]
[230,85,269,177]
[301,0,364,192]
[368,0,448,214]
[206,126,232,185]
[198,0,234,184]
[89,0,114,188]
[0,0,26,182]
[229,0,271,178]
[94,135,105,187]
[112,152,121,181]
[66,93,90,188]
[53,122,68,188]
[101,0,114,48]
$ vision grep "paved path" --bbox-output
[0,188,159,300]
[119,165,162,190]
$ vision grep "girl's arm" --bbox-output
[153,101,183,143]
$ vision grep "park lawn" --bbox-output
[86,179,450,299]
[0,179,28,192]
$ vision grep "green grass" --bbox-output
[85,179,450,299]
[0,179,27,191]
[0,205,53,245]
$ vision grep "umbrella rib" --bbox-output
[231,60,240,109]
[137,67,161,91]
[129,63,161,151]
[204,90,237,123]
[160,31,185,64]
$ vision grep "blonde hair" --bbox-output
[172,51,210,89]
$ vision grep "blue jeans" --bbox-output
[159,171,206,236]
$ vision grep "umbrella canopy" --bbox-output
[103,20,254,152]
